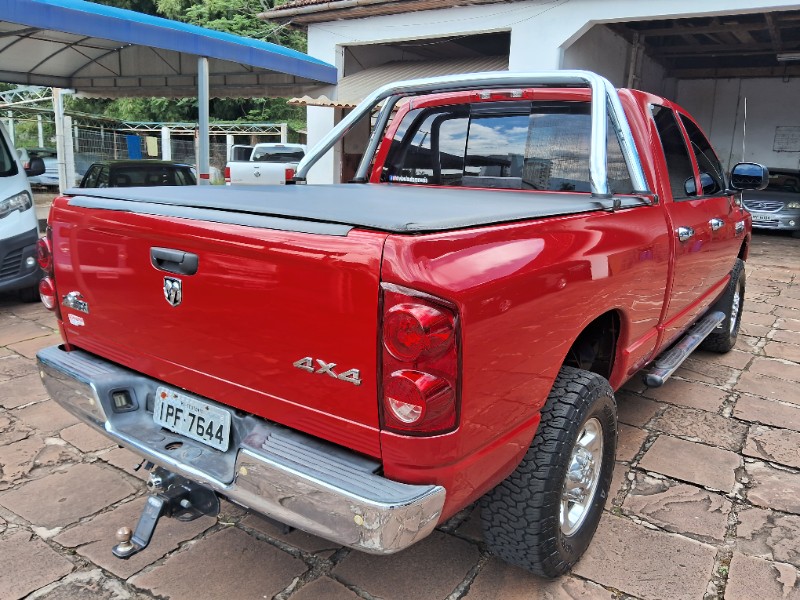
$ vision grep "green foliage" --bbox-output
[70,0,308,128]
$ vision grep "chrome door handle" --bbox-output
[735,221,745,235]
[676,226,695,242]
[709,218,724,231]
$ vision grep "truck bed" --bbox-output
[66,184,645,233]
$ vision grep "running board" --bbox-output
[644,311,726,388]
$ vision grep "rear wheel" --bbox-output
[480,366,617,578]
[700,258,745,353]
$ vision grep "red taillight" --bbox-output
[36,237,52,273]
[381,284,459,435]
[384,303,453,361]
[285,167,295,182]
[224,166,231,183]
[39,277,56,310]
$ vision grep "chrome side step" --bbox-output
[644,311,726,388]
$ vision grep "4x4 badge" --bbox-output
[163,277,182,307]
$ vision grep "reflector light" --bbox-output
[224,166,231,183]
[383,370,455,432]
[285,168,295,182]
[39,278,56,310]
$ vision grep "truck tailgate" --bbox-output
[49,196,387,457]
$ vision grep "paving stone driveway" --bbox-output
[0,232,798,600]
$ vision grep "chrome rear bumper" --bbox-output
[37,345,445,554]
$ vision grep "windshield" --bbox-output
[0,132,19,178]
[252,147,305,163]
[765,171,800,194]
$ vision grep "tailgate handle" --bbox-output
[150,247,198,276]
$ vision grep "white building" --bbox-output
[260,0,800,183]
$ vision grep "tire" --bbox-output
[700,258,745,353]
[17,284,40,303]
[480,366,617,578]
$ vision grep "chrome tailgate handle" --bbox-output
[676,226,695,242]
[150,247,199,275]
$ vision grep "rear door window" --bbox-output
[381,101,633,194]
[679,114,725,195]
[651,105,696,200]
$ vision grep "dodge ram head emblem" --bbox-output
[163,277,182,307]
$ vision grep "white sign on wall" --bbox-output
[773,126,800,152]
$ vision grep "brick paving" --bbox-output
[0,231,798,600]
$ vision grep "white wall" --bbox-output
[677,78,800,171]
[304,0,800,182]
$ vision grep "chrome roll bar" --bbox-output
[295,70,650,198]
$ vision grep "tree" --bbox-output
[76,0,308,129]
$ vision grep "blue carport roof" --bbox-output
[0,0,337,98]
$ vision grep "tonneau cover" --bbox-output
[66,184,644,233]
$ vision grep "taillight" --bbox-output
[285,167,295,182]
[224,166,231,184]
[36,237,52,273]
[39,277,56,310]
[381,284,459,435]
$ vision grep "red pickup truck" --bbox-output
[36,72,764,578]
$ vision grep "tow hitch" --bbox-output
[112,466,220,559]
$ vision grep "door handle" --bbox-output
[709,218,724,231]
[150,247,199,275]
[676,226,695,242]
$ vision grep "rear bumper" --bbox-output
[37,345,445,554]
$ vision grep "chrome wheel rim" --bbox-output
[560,418,603,536]
[729,285,742,335]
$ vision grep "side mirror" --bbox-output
[730,162,769,191]
[684,176,697,196]
[25,157,46,177]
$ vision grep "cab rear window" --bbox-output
[381,100,633,194]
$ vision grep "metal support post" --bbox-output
[161,126,172,161]
[53,88,68,192]
[64,116,76,188]
[37,114,44,147]
[280,123,288,143]
[197,56,210,185]
[6,111,13,144]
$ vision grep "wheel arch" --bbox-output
[561,309,624,383]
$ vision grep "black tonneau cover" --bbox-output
[67,183,644,234]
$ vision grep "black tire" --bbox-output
[17,284,40,303]
[700,258,745,353]
[480,366,617,578]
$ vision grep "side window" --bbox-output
[679,115,724,195]
[651,105,696,200]
[82,165,100,188]
[0,134,18,177]
[96,166,110,188]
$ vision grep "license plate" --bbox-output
[751,214,776,221]
[154,386,231,452]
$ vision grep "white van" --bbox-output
[0,121,45,301]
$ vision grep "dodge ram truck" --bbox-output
[36,71,764,578]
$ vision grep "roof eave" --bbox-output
[259,0,512,26]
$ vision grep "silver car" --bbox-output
[743,168,800,238]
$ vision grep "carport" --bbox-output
[0,0,336,187]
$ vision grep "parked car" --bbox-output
[743,168,800,237]
[20,147,59,189]
[79,160,196,188]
